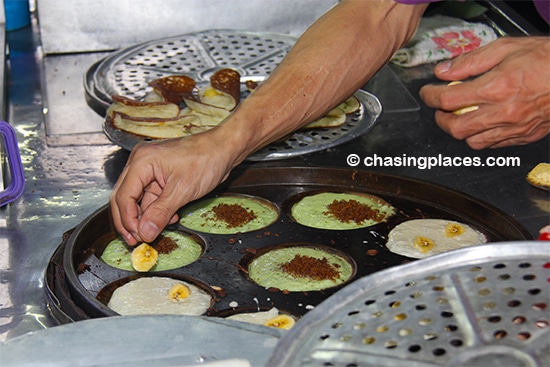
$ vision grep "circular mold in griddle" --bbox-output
[96,273,215,316]
[178,194,279,235]
[99,229,205,272]
[241,243,357,292]
[286,190,396,231]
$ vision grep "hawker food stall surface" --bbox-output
[0,1,548,365]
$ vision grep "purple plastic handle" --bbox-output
[0,121,25,206]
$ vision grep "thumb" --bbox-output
[138,199,180,242]
[434,42,503,81]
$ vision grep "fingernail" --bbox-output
[436,60,451,73]
[123,232,137,246]
[141,221,159,242]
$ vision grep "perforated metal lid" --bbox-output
[85,30,382,159]
[269,242,550,367]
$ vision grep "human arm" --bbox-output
[110,0,428,245]
[419,36,550,149]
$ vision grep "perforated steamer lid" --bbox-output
[269,242,550,367]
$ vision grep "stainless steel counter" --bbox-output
[0,5,548,346]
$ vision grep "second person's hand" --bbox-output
[419,37,550,149]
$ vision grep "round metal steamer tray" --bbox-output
[269,241,549,367]
[85,29,382,160]
[45,167,533,324]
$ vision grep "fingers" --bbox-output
[109,134,234,246]
[109,144,163,245]
[434,108,550,149]
[110,165,148,245]
[137,187,183,243]
[433,38,514,82]
[468,122,550,149]
[111,169,184,245]
[109,195,139,246]
[420,79,482,114]
[109,164,141,245]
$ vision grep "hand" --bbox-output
[110,131,235,246]
[109,0,429,244]
[419,37,550,149]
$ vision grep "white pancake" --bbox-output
[386,219,487,259]
[226,308,280,325]
[108,277,212,316]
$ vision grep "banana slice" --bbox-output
[445,222,465,238]
[168,283,191,301]
[413,236,435,253]
[453,105,479,115]
[264,314,296,330]
[131,243,159,272]
[448,81,479,115]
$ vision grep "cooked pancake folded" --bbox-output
[107,95,180,119]
[301,95,360,129]
[106,69,363,139]
[110,111,199,138]
[148,75,196,104]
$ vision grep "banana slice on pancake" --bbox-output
[131,243,159,272]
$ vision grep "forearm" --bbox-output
[213,0,427,165]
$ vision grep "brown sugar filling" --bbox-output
[280,254,341,281]
[324,199,385,224]
[151,234,178,254]
[210,203,257,228]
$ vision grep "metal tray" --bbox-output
[84,29,382,160]
[45,167,532,323]
[269,241,549,367]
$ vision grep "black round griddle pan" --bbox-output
[46,167,532,322]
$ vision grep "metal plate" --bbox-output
[269,241,549,367]
[0,314,281,367]
[47,167,532,324]
[85,29,382,160]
